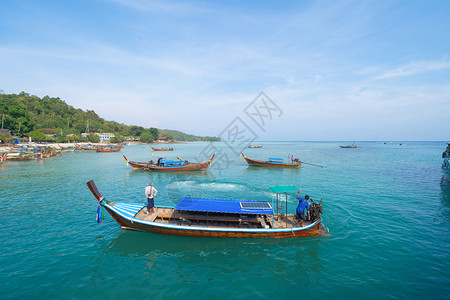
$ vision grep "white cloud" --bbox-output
[373,60,450,80]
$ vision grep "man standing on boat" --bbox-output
[296,191,310,224]
[145,182,158,214]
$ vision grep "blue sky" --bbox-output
[1,0,449,140]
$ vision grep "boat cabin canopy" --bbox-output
[268,185,301,217]
[268,185,300,194]
[268,157,284,164]
[160,159,185,167]
[175,197,273,215]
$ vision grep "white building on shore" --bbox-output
[82,132,115,142]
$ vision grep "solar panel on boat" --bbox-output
[240,202,272,210]
[176,197,273,215]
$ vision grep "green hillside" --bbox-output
[159,129,220,142]
[0,91,220,142]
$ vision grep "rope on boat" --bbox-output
[96,198,107,224]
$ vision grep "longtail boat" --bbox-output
[1,152,7,163]
[339,145,357,148]
[58,144,75,152]
[6,152,40,161]
[442,144,450,178]
[81,145,98,150]
[88,181,326,238]
[52,148,62,156]
[248,145,263,148]
[41,147,54,158]
[241,152,301,168]
[96,146,121,152]
[123,154,215,171]
[150,146,174,151]
[144,154,215,172]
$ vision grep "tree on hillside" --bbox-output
[149,128,159,140]
[129,126,145,136]
[110,135,124,143]
[0,105,35,136]
[88,134,100,143]
[27,130,53,142]
[140,130,155,143]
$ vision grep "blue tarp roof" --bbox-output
[176,197,273,215]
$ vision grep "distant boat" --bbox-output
[241,153,301,168]
[96,146,121,152]
[80,145,97,150]
[150,146,173,151]
[87,181,327,238]
[442,143,450,174]
[41,147,54,158]
[6,152,40,161]
[248,145,263,148]
[58,144,75,152]
[123,154,215,172]
[339,145,357,148]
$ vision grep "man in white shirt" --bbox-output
[145,182,158,214]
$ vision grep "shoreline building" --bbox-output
[82,132,115,142]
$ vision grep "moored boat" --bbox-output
[339,145,357,148]
[123,154,215,171]
[150,146,174,151]
[58,144,75,152]
[248,145,263,148]
[96,146,121,152]
[87,181,326,238]
[40,147,54,158]
[145,155,215,172]
[80,145,98,150]
[6,152,40,161]
[442,144,450,182]
[241,152,301,168]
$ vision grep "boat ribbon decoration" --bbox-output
[96,197,108,224]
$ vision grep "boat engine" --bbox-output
[309,199,323,222]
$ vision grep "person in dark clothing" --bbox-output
[296,191,310,223]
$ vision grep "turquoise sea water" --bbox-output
[1,142,449,299]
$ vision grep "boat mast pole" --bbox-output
[285,192,287,228]
[272,194,275,228]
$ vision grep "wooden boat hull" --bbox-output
[87,180,325,238]
[123,155,152,169]
[105,205,323,238]
[242,153,301,168]
[97,148,121,152]
[145,160,211,172]
[151,146,173,151]
[6,153,40,161]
